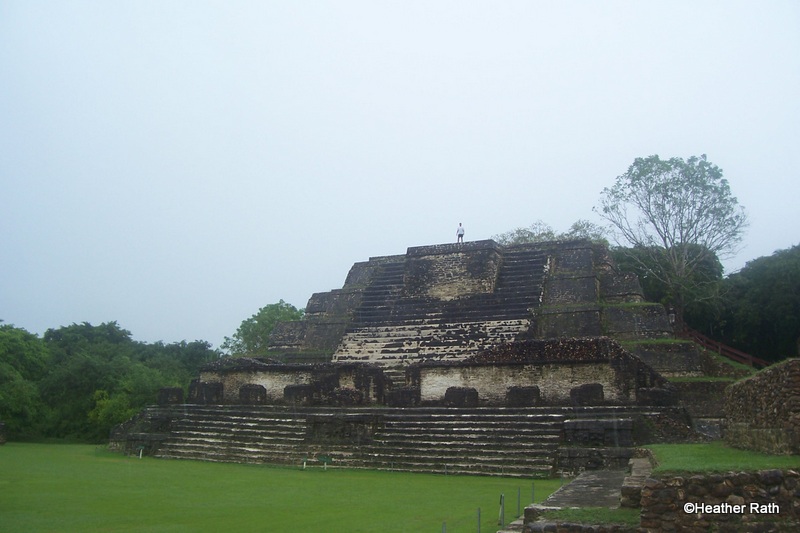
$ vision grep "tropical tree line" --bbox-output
[0,321,218,442]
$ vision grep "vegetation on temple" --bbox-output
[491,219,607,246]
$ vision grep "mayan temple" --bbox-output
[112,239,750,477]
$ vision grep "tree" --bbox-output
[492,219,607,246]
[39,321,217,441]
[596,154,747,322]
[0,320,218,442]
[221,300,304,356]
[717,245,800,361]
[0,325,50,438]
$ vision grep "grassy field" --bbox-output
[0,443,560,533]
[647,441,800,473]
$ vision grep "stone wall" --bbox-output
[402,241,502,300]
[415,362,622,405]
[625,340,704,377]
[725,359,800,454]
[673,381,730,418]
[536,242,603,339]
[533,241,671,342]
[639,470,800,532]
[601,304,672,340]
[342,255,404,287]
[408,338,672,407]
[195,358,386,406]
[157,387,184,406]
[199,361,313,404]
[556,446,635,473]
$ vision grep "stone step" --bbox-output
[336,335,523,352]
[342,319,529,335]
[335,320,529,359]
[346,461,553,477]
[352,304,538,321]
[357,450,557,466]
[146,404,566,477]
[378,427,562,439]
[170,405,651,418]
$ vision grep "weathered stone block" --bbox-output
[544,275,598,305]
[536,307,603,338]
[157,387,184,406]
[188,380,223,404]
[284,384,314,405]
[306,414,382,445]
[637,387,678,406]
[444,386,479,407]
[386,387,420,407]
[506,385,540,407]
[570,383,604,405]
[564,418,633,447]
[602,303,672,339]
[403,241,502,300]
[239,384,267,405]
[327,387,364,406]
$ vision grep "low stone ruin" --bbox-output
[189,337,676,410]
[725,358,800,454]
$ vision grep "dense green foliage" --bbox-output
[1,443,556,532]
[0,322,218,442]
[221,299,304,356]
[716,245,800,361]
[597,154,747,322]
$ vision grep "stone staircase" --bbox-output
[334,247,548,365]
[354,409,562,477]
[153,405,310,465]
[144,405,564,477]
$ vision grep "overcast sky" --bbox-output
[2,1,798,348]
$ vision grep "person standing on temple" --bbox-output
[456,223,465,243]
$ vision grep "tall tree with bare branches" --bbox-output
[596,154,747,322]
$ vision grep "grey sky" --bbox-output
[2,1,798,349]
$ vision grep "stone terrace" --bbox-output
[121,404,564,477]
[113,403,688,478]
[332,241,549,366]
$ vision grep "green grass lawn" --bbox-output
[0,443,560,533]
[647,441,800,473]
